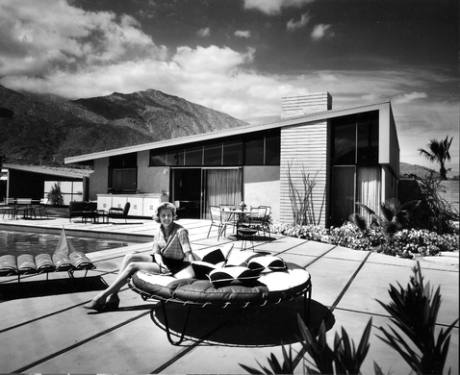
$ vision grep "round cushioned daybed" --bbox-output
[128,244,312,345]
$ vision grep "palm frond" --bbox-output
[349,213,368,232]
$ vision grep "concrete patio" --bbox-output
[0,216,458,374]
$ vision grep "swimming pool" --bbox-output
[0,230,133,256]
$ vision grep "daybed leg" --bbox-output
[155,301,192,346]
[303,283,312,325]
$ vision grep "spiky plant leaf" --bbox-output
[356,201,376,215]
[349,213,368,232]
[373,361,386,375]
[376,262,458,374]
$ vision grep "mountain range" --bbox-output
[0,84,445,179]
[0,85,248,165]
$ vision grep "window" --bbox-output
[204,142,222,165]
[223,139,243,165]
[265,131,281,165]
[110,168,137,192]
[150,151,167,166]
[148,130,281,167]
[333,115,356,165]
[244,135,264,165]
[185,145,203,166]
[331,111,380,226]
[332,111,379,165]
[357,112,379,164]
[108,153,137,193]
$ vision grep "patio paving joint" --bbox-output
[330,252,372,311]
[12,310,150,374]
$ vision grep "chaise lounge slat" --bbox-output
[17,254,38,275]
[35,253,56,273]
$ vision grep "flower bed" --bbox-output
[270,222,459,259]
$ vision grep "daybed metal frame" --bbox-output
[129,277,312,345]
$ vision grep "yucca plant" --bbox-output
[376,262,458,375]
[240,317,373,375]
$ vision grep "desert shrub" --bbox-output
[405,170,459,234]
[47,182,64,205]
[270,222,458,256]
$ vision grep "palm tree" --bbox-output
[418,136,453,180]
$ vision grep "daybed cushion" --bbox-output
[208,266,260,287]
[247,256,287,273]
[130,261,310,305]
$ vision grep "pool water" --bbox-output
[0,230,132,256]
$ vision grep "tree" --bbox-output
[418,136,453,180]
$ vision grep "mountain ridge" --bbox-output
[0,85,248,164]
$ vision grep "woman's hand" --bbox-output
[158,263,171,275]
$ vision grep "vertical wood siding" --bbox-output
[280,121,330,226]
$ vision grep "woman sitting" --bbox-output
[84,202,197,312]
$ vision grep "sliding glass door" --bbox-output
[332,166,356,227]
[202,168,242,219]
[171,168,242,219]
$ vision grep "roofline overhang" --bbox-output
[4,163,92,178]
[65,101,392,164]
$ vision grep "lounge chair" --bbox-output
[0,227,96,282]
[107,202,131,223]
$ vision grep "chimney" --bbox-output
[281,92,332,119]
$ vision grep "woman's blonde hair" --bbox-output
[153,202,177,223]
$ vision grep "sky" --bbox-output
[0,0,458,176]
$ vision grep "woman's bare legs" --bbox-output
[92,253,161,303]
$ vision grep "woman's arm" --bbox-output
[178,228,198,262]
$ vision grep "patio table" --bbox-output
[220,208,250,238]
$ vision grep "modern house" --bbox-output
[64,93,400,227]
[3,163,92,204]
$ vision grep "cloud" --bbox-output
[235,30,251,38]
[318,72,338,82]
[393,91,428,104]
[287,13,310,31]
[243,0,314,16]
[197,27,211,37]
[0,1,457,172]
[0,0,167,77]
[311,24,334,40]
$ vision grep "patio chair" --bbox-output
[15,198,33,219]
[246,207,267,236]
[207,206,235,240]
[108,202,131,223]
[34,198,49,219]
[2,198,17,219]
[219,204,238,232]
[258,205,272,237]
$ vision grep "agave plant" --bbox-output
[240,317,373,375]
[376,262,459,375]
